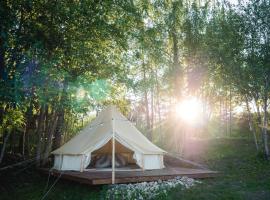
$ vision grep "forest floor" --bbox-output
[1,137,270,200]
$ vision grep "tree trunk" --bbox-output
[53,107,64,149]
[245,96,259,151]
[225,92,228,136]
[144,89,151,138]
[262,95,269,159]
[172,27,181,99]
[26,128,30,157]
[220,96,222,134]
[9,130,15,154]
[42,112,59,165]
[24,101,34,157]
[150,83,154,140]
[53,80,68,150]
[171,1,181,100]
[142,61,151,140]
[155,68,162,136]
[229,84,232,136]
[35,105,45,167]
[254,96,264,145]
[0,131,11,164]
[21,127,26,157]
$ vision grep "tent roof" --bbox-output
[52,105,166,155]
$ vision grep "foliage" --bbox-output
[0,106,24,134]
[0,0,140,161]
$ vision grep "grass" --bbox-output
[168,138,270,200]
[1,137,270,200]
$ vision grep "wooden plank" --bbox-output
[92,172,218,185]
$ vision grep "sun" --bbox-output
[175,97,202,123]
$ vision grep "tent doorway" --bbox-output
[86,139,140,171]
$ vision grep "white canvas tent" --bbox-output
[52,105,165,183]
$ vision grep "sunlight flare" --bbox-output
[175,97,203,123]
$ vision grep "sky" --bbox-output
[206,0,249,5]
[226,0,250,5]
[228,0,239,4]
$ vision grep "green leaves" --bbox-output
[0,107,25,134]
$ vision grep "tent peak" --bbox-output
[100,105,125,121]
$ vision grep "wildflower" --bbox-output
[105,176,199,200]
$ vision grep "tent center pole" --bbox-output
[112,118,115,184]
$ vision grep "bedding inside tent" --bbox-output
[87,139,139,169]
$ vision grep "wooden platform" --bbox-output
[40,155,218,185]
[40,166,218,185]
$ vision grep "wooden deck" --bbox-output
[40,155,218,185]
[40,166,218,185]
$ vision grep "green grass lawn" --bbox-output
[167,138,270,200]
[1,138,270,200]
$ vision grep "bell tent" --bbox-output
[52,105,166,174]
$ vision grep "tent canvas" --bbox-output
[52,105,166,180]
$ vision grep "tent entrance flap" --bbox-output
[87,139,139,169]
